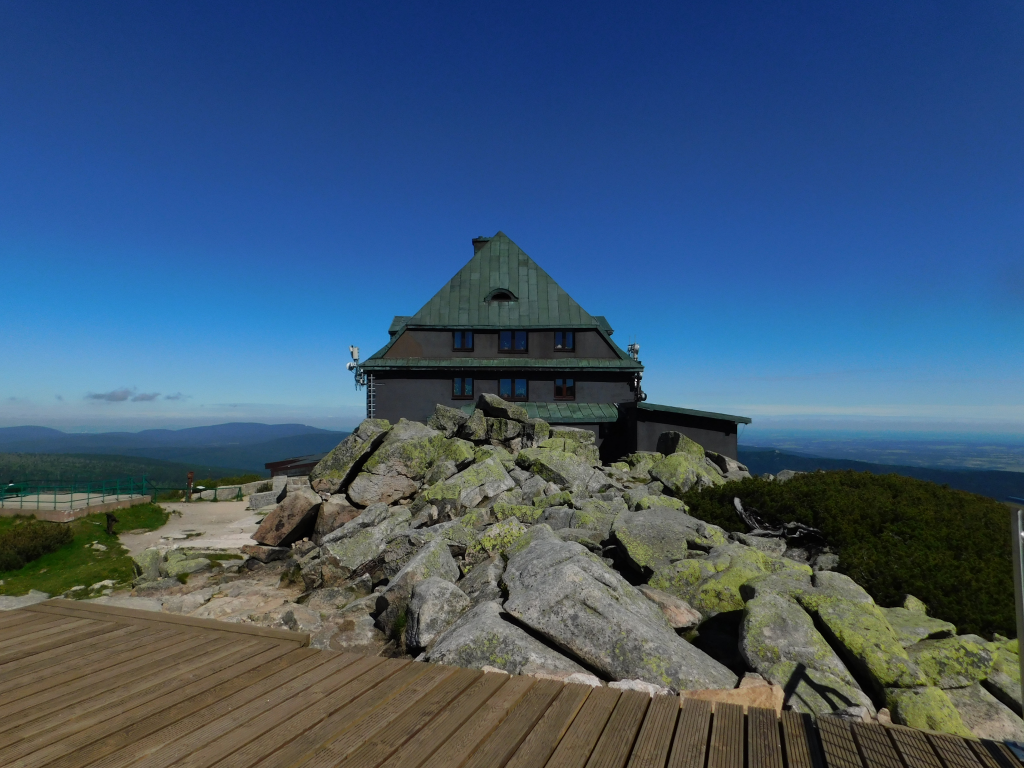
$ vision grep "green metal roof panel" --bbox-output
[457,401,620,423]
[637,401,752,425]
[362,357,642,371]
[408,232,600,329]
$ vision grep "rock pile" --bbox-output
[129,394,1024,740]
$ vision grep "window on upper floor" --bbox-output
[499,378,528,401]
[452,377,474,399]
[453,331,474,351]
[554,378,575,400]
[499,330,528,352]
[554,331,575,351]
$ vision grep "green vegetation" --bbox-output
[0,453,256,486]
[682,471,1014,637]
[0,520,73,571]
[192,473,265,488]
[0,503,170,597]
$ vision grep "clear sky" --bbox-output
[1,1,1022,435]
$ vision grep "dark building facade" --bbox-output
[360,233,750,459]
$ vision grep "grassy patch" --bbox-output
[193,473,265,488]
[0,502,170,597]
[682,471,1014,637]
[0,521,73,571]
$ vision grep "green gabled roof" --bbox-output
[407,232,600,329]
[362,356,641,371]
[459,401,620,423]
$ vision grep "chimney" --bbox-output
[472,236,491,253]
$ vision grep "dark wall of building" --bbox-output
[371,372,634,425]
[384,329,618,360]
[614,404,740,460]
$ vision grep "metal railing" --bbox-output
[0,476,152,510]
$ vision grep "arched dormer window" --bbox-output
[485,288,518,303]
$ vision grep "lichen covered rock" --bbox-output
[907,636,993,688]
[406,577,471,651]
[649,438,725,497]
[884,686,974,737]
[421,456,515,510]
[309,418,391,494]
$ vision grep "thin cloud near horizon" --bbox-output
[85,388,171,403]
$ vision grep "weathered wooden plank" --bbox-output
[375,672,510,768]
[461,678,564,768]
[585,689,651,768]
[505,683,593,768]
[337,667,482,768]
[15,645,312,768]
[780,710,825,768]
[165,655,399,768]
[0,612,62,639]
[668,698,712,768]
[0,619,133,667]
[887,727,943,768]
[82,651,339,768]
[236,661,439,768]
[708,702,745,768]
[927,733,986,768]
[626,693,679,768]
[545,687,622,768]
[416,676,536,768]
[850,723,902,768]
[24,599,310,645]
[976,741,1024,768]
[0,616,97,649]
[748,706,783,768]
[816,716,863,768]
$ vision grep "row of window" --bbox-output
[452,377,576,401]
[452,330,575,352]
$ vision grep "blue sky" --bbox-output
[1,1,1022,435]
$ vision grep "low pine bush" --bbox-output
[0,520,74,571]
[682,471,1014,637]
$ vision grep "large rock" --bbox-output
[907,636,994,688]
[377,538,460,637]
[650,542,810,617]
[884,687,974,737]
[945,683,1024,742]
[637,586,702,630]
[515,447,606,493]
[740,593,873,716]
[705,451,753,482]
[132,548,163,583]
[254,486,322,546]
[405,577,471,651]
[984,645,1022,714]
[476,393,529,423]
[426,601,588,676]
[427,404,469,437]
[314,498,360,543]
[880,607,956,647]
[348,420,474,506]
[649,438,725,497]
[466,518,529,559]
[457,555,505,605]
[320,508,411,580]
[309,419,391,495]
[612,507,726,572]
[421,456,515,510]
[569,498,627,539]
[502,526,737,690]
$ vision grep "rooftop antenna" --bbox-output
[627,338,646,401]
[346,345,366,390]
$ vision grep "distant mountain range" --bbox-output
[0,423,349,474]
[740,446,1024,502]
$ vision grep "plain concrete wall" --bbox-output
[384,329,619,360]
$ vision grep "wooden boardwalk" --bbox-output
[0,599,1021,768]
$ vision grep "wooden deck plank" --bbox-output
[82,651,340,768]
[0,616,97,649]
[585,690,651,768]
[749,706,783,768]
[505,683,593,768]
[291,665,461,768]
[460,678,564,768]
[545,687,622,768]
[817,717,863,768]
[0,630,225,723]
[0,623,147,689]
[0,612,63,639]
[376,672,511,768]
[11,645,312,768]
[850,723,902,768]
[927,733,986,768]
[25,599,310,645]
[887,727,943,768]
[336,667,483,768]
[227,660,436,768]
[0,627,181,704]
[708,702,745,768]
[0,619,132,666]
[976,741,1024,768]
[624,693,679,768]
[416,675,536,768]
[0,608,37,627]
[149,654,390,768]
[780,711,825,768]
[667,698,712,768]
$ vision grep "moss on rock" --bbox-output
[907,636,994,688]
[885,686,974,737]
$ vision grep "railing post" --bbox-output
[1011,508,1024,717]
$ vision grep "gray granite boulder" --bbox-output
[309,418,391,495]
[320,508,411,580]
[881,607,956,647]
[612,507,724,572]
[427,404,469,437]
[320,502,391,544]
[515,447,607,493]
[405,577,471,651]
[377,538,460,637]
[426,601,588,676]
[421,456,515,510]
[649,437,725,497]
[254,486,321,547]
[132,548,163,583]
[502,526,737,690]
[946,683,1024,742]
[457,555,505,605]
[569,498,627,539]
[907,636,994,688]
[476,393,529,423]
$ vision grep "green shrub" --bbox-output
[682,471,1014,637]
[0,520,74,571]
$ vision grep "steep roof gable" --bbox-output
[407,232,599,328]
